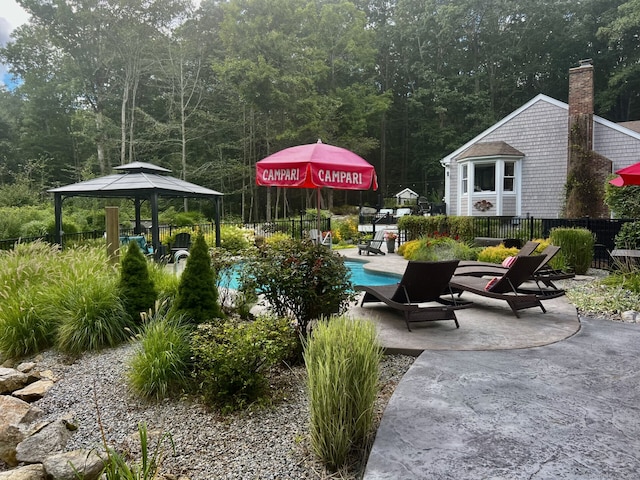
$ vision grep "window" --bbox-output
[504,162,515,191]
[474,164,495,192]
[461,164,468,194]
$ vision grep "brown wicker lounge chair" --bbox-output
[449,254,557,317]
[458,240,540,269]
[355,260,472,331]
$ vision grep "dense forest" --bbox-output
[0,0,639,221]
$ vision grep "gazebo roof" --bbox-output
[48,162,223,198]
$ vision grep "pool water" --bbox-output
[219,260,400,289]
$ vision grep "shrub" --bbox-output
[304,316,382,471]
[615,221,640,249]
[397,215,474,243]
[477,245,520,264]
[219,225,252,254]
[128,310,192,401]
[119,242,157,322]
[332,216,359,243]
[19,220,49,237]
[190,315,298,411]
[172,233,223,324]
[549,227,594,274]
[242,240,355,335]
[147,261,180,306]
[53,272,133,355]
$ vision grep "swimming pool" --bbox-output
[219,259,400,289]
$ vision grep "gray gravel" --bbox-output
[26,343,414,480]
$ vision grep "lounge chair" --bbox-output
[455,245,573,293]
[355,260,472,331]
[458,240,540,268]
[358,230,386,255]
[309,229,332,248]
[170,232,192,254]
[449,255,562,317]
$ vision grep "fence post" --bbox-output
[529,217,534,240]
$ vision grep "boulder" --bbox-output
[0,369,29,395]
[0,396,42,466]
[0,463,46,480]
[15,419,74,464]
[42,449,104,480]
[12,380,54,403]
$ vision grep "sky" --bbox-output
[1,0,30,87]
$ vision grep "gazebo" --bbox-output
[48,162,223,257]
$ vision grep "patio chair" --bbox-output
[358,230,386,255]
[355,260,472,331]
[449,254,560,317]
[170,232,192,255]
[455,245,573,294]
[309,229,332,248]
[458,240,540,269]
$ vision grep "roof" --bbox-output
[441,94,640,167]
[395,188,419,197]
[619,121,640,134]
[48,162,223,198]
[455,141,524,160]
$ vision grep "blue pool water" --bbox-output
[220,260,400,289]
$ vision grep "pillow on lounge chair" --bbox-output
[485,277,499,291]
[501,256,516,268]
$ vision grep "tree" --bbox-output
[172,233,223,323]
[119,240,157,322]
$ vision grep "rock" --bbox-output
[621,310,639,323]
[0,369,29,395]
[0,463,46,480]
[42,449,104,480]
[37,370,56,382]
[15,363,36,374]
[12,380,55,402]
[0,396,43,466]
[15,419,74,464]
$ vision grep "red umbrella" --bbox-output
[256,140,378,230]
[609,162,640,186]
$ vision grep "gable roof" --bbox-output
[455,141,524,160]
[440,94,640,167]
[395,187,419,197]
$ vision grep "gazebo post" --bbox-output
[134,197,143,234]
[150,193,161,259]
[214,197,221,247]
[54,193,63,248]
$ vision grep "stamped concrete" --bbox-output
[337,248,640,479]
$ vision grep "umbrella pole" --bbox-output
[316,188,321,233]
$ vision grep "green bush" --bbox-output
[19,220,50,237]
[604,178,640,218]
[128,311,192,401]
[190,315,298,411]
[304,316,382,471]
[549,227,594,274]
[242,239,355,335]
[0,206,51,238]
[219,225,252,254]
[147,261,180,306]
[119,241,157,322]
[477,245,520,264]
[615,221,640,249]
[397,215,474,243]
[172,233,223,324]
[332,216,359,243]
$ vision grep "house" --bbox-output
[441,60,640,218]
[394,188,419,206]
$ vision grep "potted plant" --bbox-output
[384,231,398,253]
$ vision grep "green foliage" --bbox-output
[128,310,192,401]
[615,221,640,249]
[0,206,52,238]
[159,207,205,226]
[549,227,595,275]
[0,181,41,207]
[219,224,253,254]
[19,220,49,237]
[332,216,359,243]
[119,242,157,323]
[604,179,640,218]
[147,261,180,306]
[52,270,132,355]
[304,316,382,471]
[98,423,175,480]
[397,215,474,243]
[399,235,479,261]
[190,315,298,411]
[242,239,355,334]
[172,233,223,324]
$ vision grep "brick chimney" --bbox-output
[568,59,594,151]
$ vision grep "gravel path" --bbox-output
[24,344,414,480]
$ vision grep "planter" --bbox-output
[386,239,396,253]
